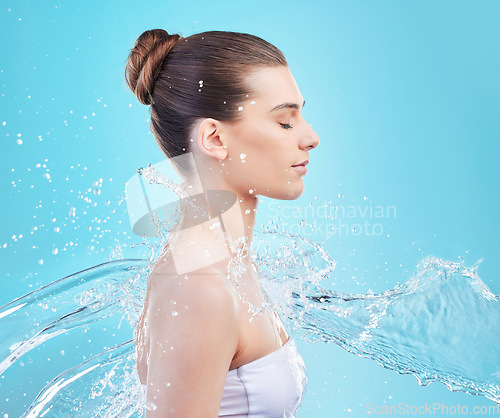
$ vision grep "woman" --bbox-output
[124,28,320,417]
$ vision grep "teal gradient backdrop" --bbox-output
[1,1,499,416]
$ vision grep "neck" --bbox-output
[219,191,258,257]
[167,180,258,273]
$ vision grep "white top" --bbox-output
[219,338,308,417]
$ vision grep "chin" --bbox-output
[270,183,305,201]
[288,189,304,200]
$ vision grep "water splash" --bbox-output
[21,341,142,418]
[0,259,148,377]
[255,231,499,404]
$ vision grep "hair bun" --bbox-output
[124,29,182,105]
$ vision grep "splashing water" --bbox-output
[253,232,499,404]
[0,170,498,416]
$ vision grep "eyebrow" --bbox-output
[269,100,306,112]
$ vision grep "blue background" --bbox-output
[1,0,499,416]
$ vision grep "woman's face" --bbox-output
[221,66,320,200]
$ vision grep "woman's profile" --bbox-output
[124,28,320,416]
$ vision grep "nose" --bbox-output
[300,117,320,150]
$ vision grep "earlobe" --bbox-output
[198,118,228,161]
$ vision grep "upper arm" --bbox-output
[144,267,239,417]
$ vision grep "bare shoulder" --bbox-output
[143,255,240,414]
[146,254,239,332]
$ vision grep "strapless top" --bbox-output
[219,338,308,417]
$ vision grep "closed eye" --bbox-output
[279,123,293,130]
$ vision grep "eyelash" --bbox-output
[279,123,293,130]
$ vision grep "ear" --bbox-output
[195,118,228,161]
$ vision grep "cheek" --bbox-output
[230,125,279,166]
[245,139,290,178]
[225,124,295,191]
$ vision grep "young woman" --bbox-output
[124,28,320,417]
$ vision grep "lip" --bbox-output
[292,159,309,167]
[291,160,309,175]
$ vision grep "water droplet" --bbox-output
[146,401,157,411]
[38,259,44,265]
[250,100,256,105]
[172,311,179,316]
[17,139,22,145]
[245,209,251,215]
[300,220,306,227]
[240,153,246,159]
[249,189,254,194]
[52,248,58,255]
[43,173,50,180]
[238,106,243,111]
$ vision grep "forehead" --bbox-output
[245,66,303,108]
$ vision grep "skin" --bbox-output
[136,65,320,417]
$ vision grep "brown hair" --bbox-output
[124,29,287,160]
